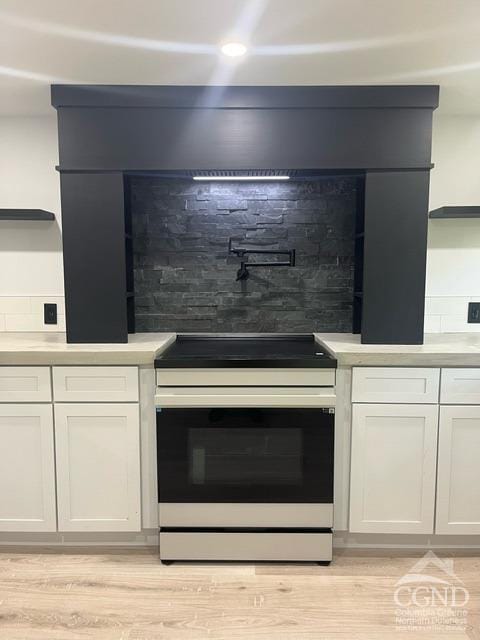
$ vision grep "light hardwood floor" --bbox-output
[0,548,478,639]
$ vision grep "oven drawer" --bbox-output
[156,368,335,387]
[160,531,333,562]
[155,386,336,408]
[159,503,333,528]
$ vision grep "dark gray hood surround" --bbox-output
[52,84,439,344]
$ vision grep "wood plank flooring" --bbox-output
[0,548,478,639]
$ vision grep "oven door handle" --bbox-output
[154,386,335,408]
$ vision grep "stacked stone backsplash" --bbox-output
[130,177,357,333]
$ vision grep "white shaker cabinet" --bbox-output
[54,403,141,532]
[440,369,480,405]
[352,367,440,404]
[349,403,438,534]
[53,366,139,402]
[0,367,52,403]
[436,405,480,534]
[0,404,57,531]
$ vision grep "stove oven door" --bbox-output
[156,407,334,528]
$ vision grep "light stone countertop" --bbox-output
[315,332,480,367]
[0,332,176,365]
[0,331,479,367]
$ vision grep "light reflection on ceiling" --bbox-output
[1,7,473,58]
[2,1,480,115]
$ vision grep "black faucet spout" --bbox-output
[236,262,250,281]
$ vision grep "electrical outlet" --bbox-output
[44,303,57,325]
[468,302,480,323]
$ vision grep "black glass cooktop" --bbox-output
[155,334,337,368]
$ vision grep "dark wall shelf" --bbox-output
[0,209,55,221]
[429,206,480,219]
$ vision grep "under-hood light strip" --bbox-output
[193,175,290,181]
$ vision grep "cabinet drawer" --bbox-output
[53,367,138,402]
[440,368,480,404]
[0,367,51,402]
[352,367,440,404]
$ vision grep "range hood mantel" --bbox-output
[52,84,438,344]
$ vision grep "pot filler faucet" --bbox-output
[228,238,296,281]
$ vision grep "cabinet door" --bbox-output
[0,404,56,531]
[436,406,480,534]
[349,403,438,534]
[54,403,141,532]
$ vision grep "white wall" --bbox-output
[0,113,479,334]
[425,114,480,332]
[0,116,65,331]
[0,116,63,296]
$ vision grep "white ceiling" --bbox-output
[2,0,480,116]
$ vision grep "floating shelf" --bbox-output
[429,206,480,219]
[0,209,55,221]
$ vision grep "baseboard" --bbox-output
[1,529,480,554]
[0,529,159,549]
[334,530,480,551]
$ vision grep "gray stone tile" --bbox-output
[130,177,357,333]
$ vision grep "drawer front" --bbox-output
[159,503,333,528]
[441,368,480,404]
[160,532,332,562]
[0,367,51,402]
[157,368,335,387]
[352,367,440,404]
[53,367,138,402]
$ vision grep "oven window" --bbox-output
[157,407,334,503]
[188,428,302,487]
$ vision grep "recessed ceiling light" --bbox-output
[221,42,247,57]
